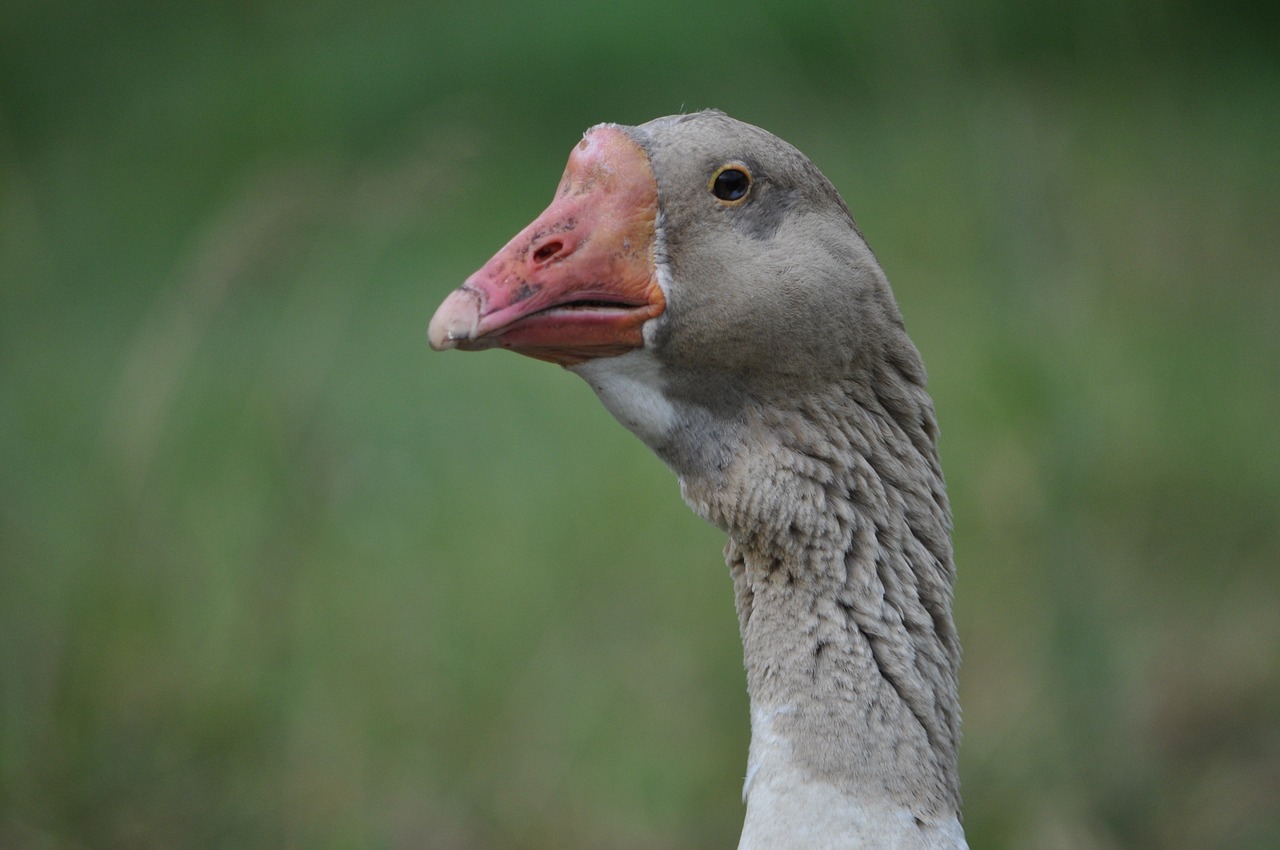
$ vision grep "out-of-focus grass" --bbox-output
[2,2,1277,848]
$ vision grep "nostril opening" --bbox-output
[532,240,563,263]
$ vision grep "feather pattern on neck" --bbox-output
[677,357,964,846]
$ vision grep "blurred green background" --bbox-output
[2,1,1277,847]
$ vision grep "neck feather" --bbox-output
[573,348,966,847]
[678,361,964,843]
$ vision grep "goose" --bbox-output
[429,110,967,849]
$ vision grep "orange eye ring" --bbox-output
[709,163,752,204]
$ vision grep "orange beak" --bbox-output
[428,126,665,366]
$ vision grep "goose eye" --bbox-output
[710,166,751,202]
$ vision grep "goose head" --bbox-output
[430,112,920,415]
[429,111,936,531]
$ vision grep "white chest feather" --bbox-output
[739,706,968,850]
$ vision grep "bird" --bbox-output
[429,110,967,849]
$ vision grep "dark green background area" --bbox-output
[2,2,1277,847]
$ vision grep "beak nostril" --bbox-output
[532,240,563,264]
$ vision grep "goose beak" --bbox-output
[429,126,665,366]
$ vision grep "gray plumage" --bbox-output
[432,110,967,848]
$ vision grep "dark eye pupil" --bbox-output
[713,168,750,201]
